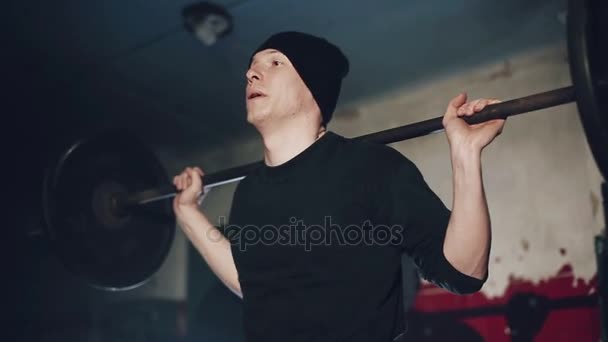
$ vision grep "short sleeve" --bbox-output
[378,150,485,294]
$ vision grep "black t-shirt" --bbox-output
[226,131,485,341]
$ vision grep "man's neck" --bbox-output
[260,122,326,167]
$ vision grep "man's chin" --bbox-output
[246,110,270,125]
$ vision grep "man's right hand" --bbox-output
[172,166,205,212]
[171,166,243,297]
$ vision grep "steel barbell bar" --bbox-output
[122,86,579,209]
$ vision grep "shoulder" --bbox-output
[331,132,420,174]
[230,163,264,199]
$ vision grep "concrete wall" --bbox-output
[156,41,604,301]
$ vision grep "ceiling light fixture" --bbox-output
[182,2,233,46]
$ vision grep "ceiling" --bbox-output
[8,0,567,158]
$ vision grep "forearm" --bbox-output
[176,206,242,297]
[444,147,491,280]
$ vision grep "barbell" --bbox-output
[42,0,607,291]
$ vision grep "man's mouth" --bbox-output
[248,91,266,100]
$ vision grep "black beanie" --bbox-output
[250,31,349,127]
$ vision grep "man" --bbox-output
[172,31,504,341]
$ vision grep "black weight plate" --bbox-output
[568,0,608,179]
[43,131,175,291]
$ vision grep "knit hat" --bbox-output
[250,31,349,126]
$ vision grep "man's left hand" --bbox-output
[442,93,506,152]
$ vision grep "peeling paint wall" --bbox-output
[166,42,604,303]
[329,42,604,297]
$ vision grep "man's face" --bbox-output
[245,49,317,125]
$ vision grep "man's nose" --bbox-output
[246,67,261,83]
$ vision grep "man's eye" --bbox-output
[272,60,282,66]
